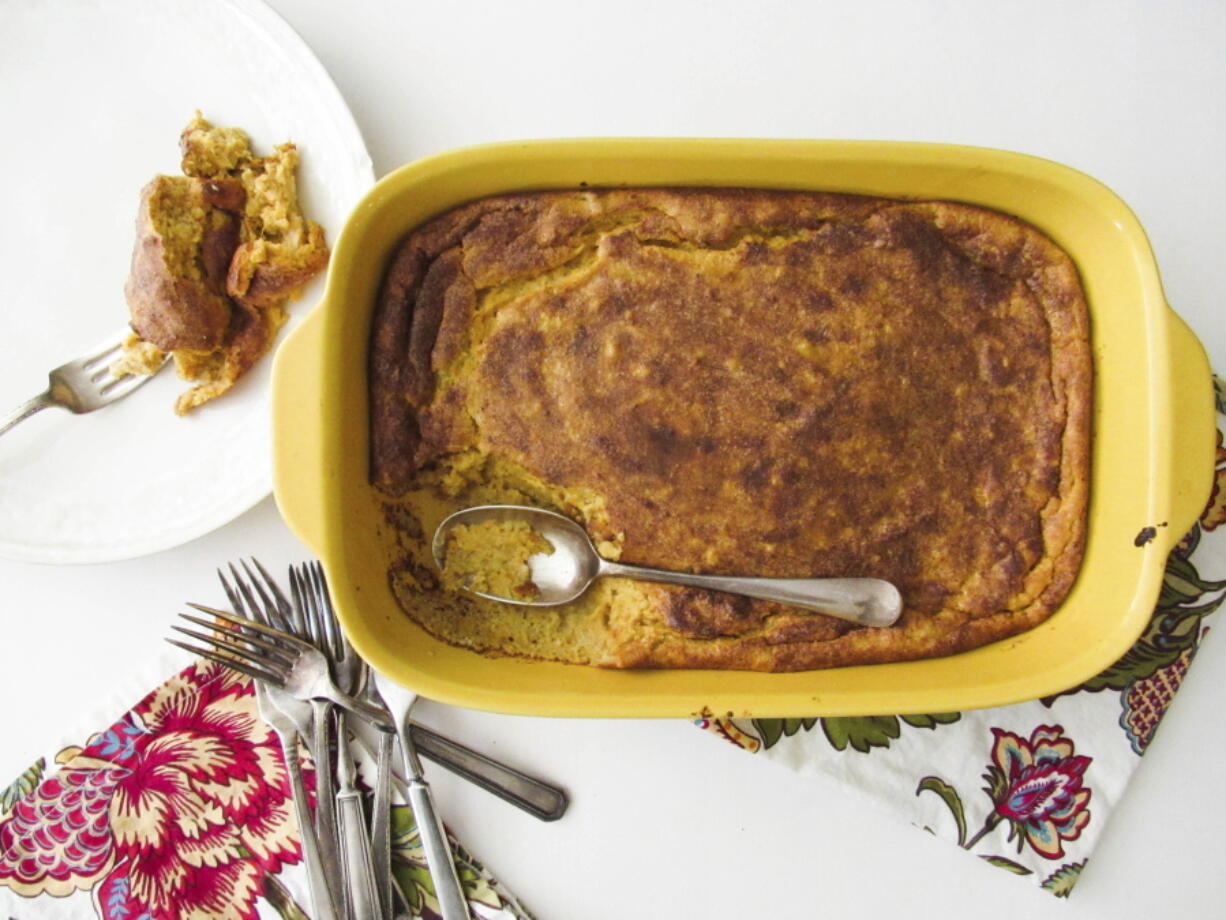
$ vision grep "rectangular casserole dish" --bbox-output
[271,138,1214,717]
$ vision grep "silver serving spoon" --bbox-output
[432,504,903,628]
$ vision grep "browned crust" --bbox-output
[370,188,1092,671]
[124,177,244,352]
[122,115,329,415]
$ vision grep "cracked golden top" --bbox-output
[118,113,329,414]
[369,188,1091,671]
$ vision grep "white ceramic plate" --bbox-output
[0,0,374,564]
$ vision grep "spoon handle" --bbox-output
[597,562,902,627]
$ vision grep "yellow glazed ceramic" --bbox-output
[272,139,1214,718]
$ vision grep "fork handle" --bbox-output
[276,727,341,920]
[369,728,395,919]
[409,723,569,821]
[405,775,471,920]
[394,721,471,920]
[0,391,54,438]
[336,752,383,920]
[310,700,343,897]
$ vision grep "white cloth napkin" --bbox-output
[698,382,1225,896]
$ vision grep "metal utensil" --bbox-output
[433,504,905,627]
[372,674,471,920]
[224,560,390,920]
[222,560,569,821]
[217,563,348,919]
[407,727,567,822]
[167,604,393,726]
[0,332,165,437]
[218,562,347,903]
[292,561,396,919]
[170,597,388,920]
[302,563,472,920]
[335,738,384,920]
[171,568,565,920]
[292,563,392,920]
[245,645,342,920]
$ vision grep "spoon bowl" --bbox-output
[433,504,903,628]
[433,504,600,605]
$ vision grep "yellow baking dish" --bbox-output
[272,138,1214,718]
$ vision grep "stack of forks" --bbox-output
[168,559,566,920]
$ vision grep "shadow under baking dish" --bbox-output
[272,138,1214,718]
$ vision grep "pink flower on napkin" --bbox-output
[0,766,126,897]
[0,660,301,920]
[984,725,1091,859]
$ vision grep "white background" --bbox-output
[3,2,1225,918]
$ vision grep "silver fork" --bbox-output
[168,602,393,726]
[172,571,565,920]
[166,600,340,920]
[215,564,345,920]
[300,566,471,920]
[242,561,346,903]
[168,600,400,920]
[292,562,396,920]
[228,561,569,820]
[0,332,165,437]
[224,562,390,920]
[292,564,391,920]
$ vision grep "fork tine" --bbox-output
[288,567,312,641]
[218,568,247,617]
[241,559,278,616]
[184,602,315,650]
[168,628,287,679]
[312,562,343,661]
[303,563,331,656]
[293,565,323,648]
[242,582,283,637]
[314,562,335,610]
[166,639,286,686]
[241,559,294,632]
[170,624,293,677]
[175,614,298,667]
[251,557,293,614]
[81,340,125,369]
[96,371,156,401]
[226,562,262,619]
[308,565,336,659]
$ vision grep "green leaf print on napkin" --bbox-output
[0,759,45,817]
[1047,523,1225,703]
[748,712,961,753]
[1040,861,1086,897]
[752,717,818,748]
[390,802,527,920]
[916,777,967,845]
[980,855,1033,875]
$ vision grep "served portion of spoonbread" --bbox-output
[369,187,1091,671]
[117,113,329,414]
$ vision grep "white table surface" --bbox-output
[3,2,1225,918]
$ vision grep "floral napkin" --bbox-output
[697,380,1226,898]
[0,657,532,920]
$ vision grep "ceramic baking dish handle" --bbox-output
[271,306,328,554]
[1164,307,1216,543]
